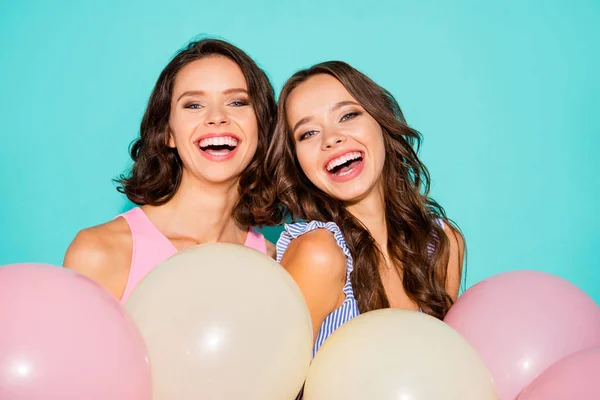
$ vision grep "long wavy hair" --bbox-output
[256,61,464,319]
[115,38,276,227]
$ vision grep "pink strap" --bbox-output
[117,208,177,303]
[117,207,267,303]
[244,227,268,255]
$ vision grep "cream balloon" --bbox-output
[126,243,312,400]
[304,309,498,400]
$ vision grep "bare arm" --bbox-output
[63,221,131,300]
[443,223,465,302]
[279,229,347,342]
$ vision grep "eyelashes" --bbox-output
[183,98,251,109]
[229,99,250,107]
[299,130,317,141]
[340,111,360,121]
[297,111,362,141]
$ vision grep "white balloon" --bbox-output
[304,309,498,400]
[126,243,312,400]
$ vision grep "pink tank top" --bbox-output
[117,207,268,303]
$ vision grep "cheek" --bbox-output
[375,136,386,170]
[245,125,259,155]
[235,113,259,158]
[169,111,198,136]
[361,122,386,170]
[296,146,320,181]
[235,110,259,136]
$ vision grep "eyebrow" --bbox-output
[291,100,361,133]
[292,116,313,134]
[223,88,249,95]
[332,100,360,111]
[176,88,248,102]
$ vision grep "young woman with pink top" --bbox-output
[63,39,277,303]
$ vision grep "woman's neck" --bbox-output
[143,172,246,244]
[346,185,388,256]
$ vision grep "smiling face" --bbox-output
[286,73,386,203]
[168,55,259,184]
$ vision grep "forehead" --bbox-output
[286,74,356,121]
[173,55,248,94]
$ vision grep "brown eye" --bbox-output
[340,111,360,122]
[299,130,318,141]
[229,99,250,107]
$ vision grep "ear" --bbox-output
[165,126,176,148]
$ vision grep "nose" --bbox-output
[321,129,346,151]
[204,106,230,127]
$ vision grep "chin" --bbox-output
[195,170,241,184]
[328,189,369,203]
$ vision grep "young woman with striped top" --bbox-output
[256,61,465,356]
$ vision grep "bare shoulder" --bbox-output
[441,220,465,301]
[279,227,348,340]
[442,221,465,262]
[280,228,346,281]
[63,217,132,298]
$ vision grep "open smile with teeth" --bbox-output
[197,136,239,157]
[325,151,364,176]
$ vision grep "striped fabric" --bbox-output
[277,219,445,357]
[276,220,360,356]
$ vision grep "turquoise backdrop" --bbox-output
[1,1,598,300]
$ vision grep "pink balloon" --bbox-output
[517,347,600,400]
[444,270,600,400]
[0,263,151,400]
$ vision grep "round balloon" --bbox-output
[303,309,498,400]
[444,270,600,400]
[126,243,312,400]
[517,347,600,400]
[0,263,151,400]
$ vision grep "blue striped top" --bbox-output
[276,220,359,356]
[276,219,443,357]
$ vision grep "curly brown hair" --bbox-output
[116,38,276,227]
[255,61,464,319]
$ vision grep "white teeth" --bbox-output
[326,151,363,171]
[199,136,239,148]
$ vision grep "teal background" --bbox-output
[1,1,598,300]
